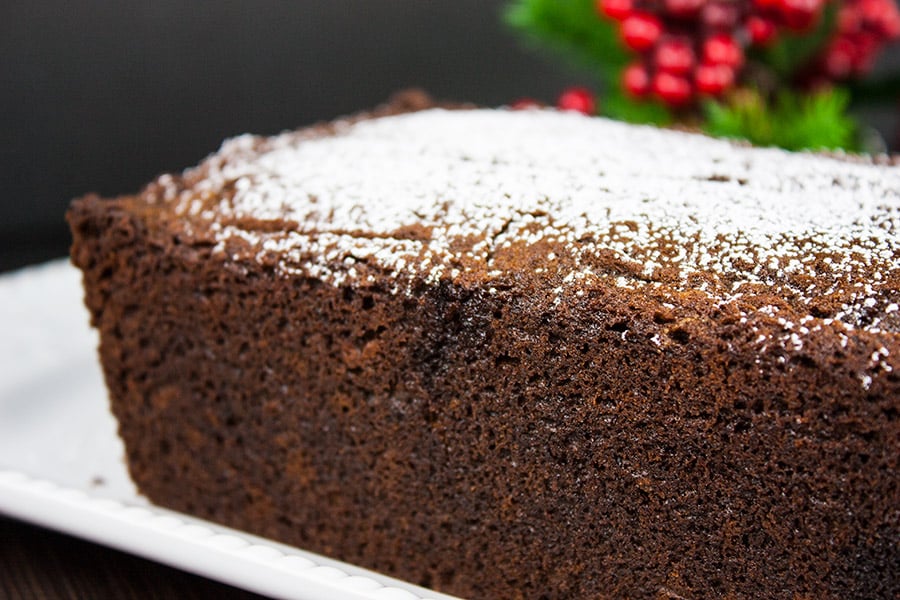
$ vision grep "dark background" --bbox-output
[2,0,899,273]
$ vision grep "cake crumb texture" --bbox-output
[68,99,899,599]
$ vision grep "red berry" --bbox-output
[664,0,705,18]
[703,34,744,68]
[621,13,663,51]
[858,0,887,27]
[753,0,780,9]
[510,98,542,110]
[886,12,900,39]
[779,0,824,31]
[860,0,900,37]
[848,33,880,73]
[747,16,778,46]
[557,87,597,115]
[695,62,735,95]
[655,38,695,75]
[597,0,633,21]
[837,4,863,34]
[822,39,855,79]
[653,72,693,105]
[885,10,900,38]
[623,62,651,96]
[701,1,741,29]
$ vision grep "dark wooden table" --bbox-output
[0,515,268,599]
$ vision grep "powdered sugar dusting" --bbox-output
[167,108,900,334]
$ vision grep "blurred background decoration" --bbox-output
[506,0,900,150]
[2,0,899,273]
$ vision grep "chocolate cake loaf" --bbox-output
[68,93,899,599]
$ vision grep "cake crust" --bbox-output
[69,94,899,599]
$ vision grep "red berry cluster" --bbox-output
[596,0,833,106]
[813,0,900,81]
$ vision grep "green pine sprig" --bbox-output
[703,87,860,152]
[603,93,673,125]
[504,0,629,89]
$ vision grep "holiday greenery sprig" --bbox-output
[505,0,900,151]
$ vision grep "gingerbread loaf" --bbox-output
[68,94,899,599]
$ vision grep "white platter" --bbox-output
[0,260,462,600]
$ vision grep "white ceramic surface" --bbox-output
[0,260,462,600]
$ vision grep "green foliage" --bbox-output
[604,92,673,125]
[703,87,860,152]
[504,0,629,89]
[756,4,838,79]
[505,0,673,123]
